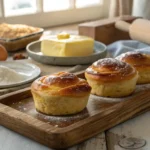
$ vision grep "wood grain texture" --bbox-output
[0,126,50,150]
[0,125,106,150]
[69,133,107,150]
[78,15,138,45]
[0,82,150,149]
[106,111,150,150]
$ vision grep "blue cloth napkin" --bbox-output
[107,40,150,58]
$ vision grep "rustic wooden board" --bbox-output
[0,80,150,149]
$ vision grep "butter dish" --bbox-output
[27,40,107,66]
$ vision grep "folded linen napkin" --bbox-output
[107,40,150,58]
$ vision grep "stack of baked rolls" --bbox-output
[31,72,91,115]
[85,58,138,97]
[116,51,150,84]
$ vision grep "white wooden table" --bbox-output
[0,58,149,150]
[0,112,149,150]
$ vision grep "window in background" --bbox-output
[0,0,108,27]
[44,0,70,12]
[76,0,102,8]
[4,0,36,16]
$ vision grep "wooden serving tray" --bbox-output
[0,74,150,149]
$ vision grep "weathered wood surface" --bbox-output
[0,112,149,150]
[0,125,106,150]
[106,111,150,150]
[0,82,150,149]
[69,133,107,150]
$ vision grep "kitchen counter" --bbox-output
[0,24,150,150]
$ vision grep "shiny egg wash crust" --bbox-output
[116,51,150,68]
[31,72,91,97]
[85,58,137,82]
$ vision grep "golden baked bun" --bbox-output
[116,52,150,84]
[31,72,91,115]
[85,58,138,97]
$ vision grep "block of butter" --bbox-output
[41,33,94,57]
